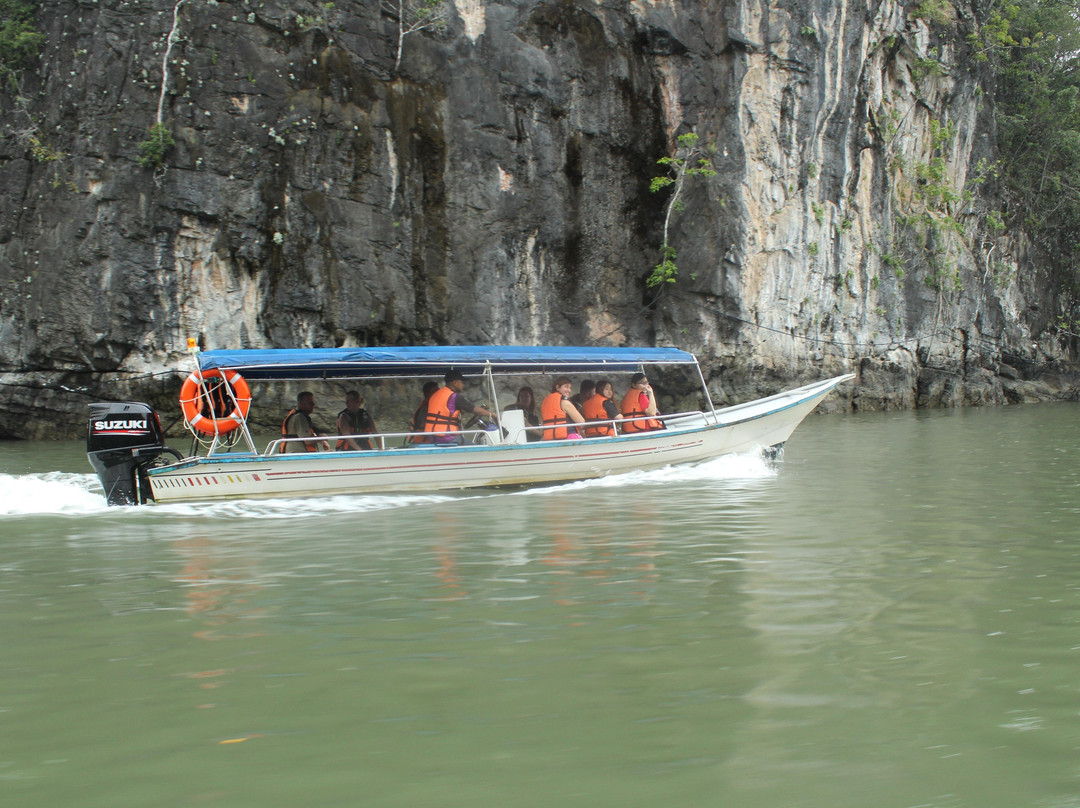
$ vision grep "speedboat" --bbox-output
[86,345,853,505]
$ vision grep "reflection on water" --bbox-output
[2,405,1080,807]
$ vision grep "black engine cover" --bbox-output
[86,403,167,505]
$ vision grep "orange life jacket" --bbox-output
[581,393,615,437]
[541,392,571,440]
[199,375,233,420]
[620,389,661,433]
[422,387,460,437]
[282,409,319,452]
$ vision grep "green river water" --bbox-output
[1,403,1079,807]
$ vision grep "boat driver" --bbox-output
[423,370,497,445]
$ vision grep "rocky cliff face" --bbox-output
[1,0,1075,439]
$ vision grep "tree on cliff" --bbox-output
[381,0,449,73]
[648,132,717,289]
[993,0,1080,264]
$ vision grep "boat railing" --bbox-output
[524,421,620,439]
[260,410,705,455]
[263,428,495,455]
[514,410,705,440]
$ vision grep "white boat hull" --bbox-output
[147,375,852,503]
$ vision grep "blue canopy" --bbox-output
[197,346,699,381]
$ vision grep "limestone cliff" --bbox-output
[0,0,1074,439]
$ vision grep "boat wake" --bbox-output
[516,449,777,496]
[1,450,776,519]
[150,492,461,520]
[0,471,463,519]
[0,472,110,516]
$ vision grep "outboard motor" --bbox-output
[87,402,176,505]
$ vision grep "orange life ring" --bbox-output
[179,368,251,435]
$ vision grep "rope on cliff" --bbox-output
[0,369,183,401]
[157,0,185,125]
[668,291,1077,373]
[670,291,932,349]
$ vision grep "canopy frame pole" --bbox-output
[694,360,718,422]
[194,356,258,457]
[217,374,259,456]
[234,411,259,455]
[483,361,502,423]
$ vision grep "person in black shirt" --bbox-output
[569,379,595,412]
[336,390,379,450]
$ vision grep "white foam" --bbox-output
[0,468,479,520]
[150,492,461,520]
[0,472,109,515]
[516,450,777,495]
[0,450,775,518]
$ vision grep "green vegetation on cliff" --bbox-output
[0,0,43,82]
[136,122,176,169]
[992,0,1080,269]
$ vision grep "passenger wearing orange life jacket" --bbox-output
[423,370,497,445]
[581,379,622,437]
[282,391,330,453]
[541,376,586,440]
[620,373,663,433]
